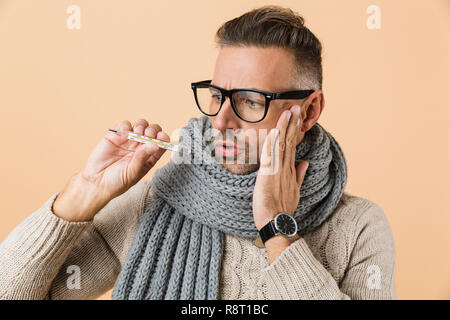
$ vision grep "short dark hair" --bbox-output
[215,5,323,91]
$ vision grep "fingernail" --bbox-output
[296,118,300,127]
[148,127,157,136]
[294,105,301,116]
[286,111,292,121]
[134,125,144,132]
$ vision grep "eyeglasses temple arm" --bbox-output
[273,90,315,100]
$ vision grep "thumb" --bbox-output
[295,161,309,186]
[130,143,159,172]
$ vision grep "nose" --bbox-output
[211,97,240,132]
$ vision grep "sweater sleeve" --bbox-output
[261,202,396,300]
[0,179,152,300]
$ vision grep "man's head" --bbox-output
[209,5,325,174]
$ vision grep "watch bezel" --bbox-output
[274,212,298,237]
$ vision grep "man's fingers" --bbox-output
[284,105,302,168]
[131,120,164,143]
[132,130,171,173]
[117,119,169,160]
[295,161,309,186]
[131,119,164,138]
[115,120,133,133]
[106,120,133,141]
[259,128,280,175]
[260,128,277,168]
[144,123,163,138]
[145,130,170,161]
[129,120,168,159]
[274,110,291,165]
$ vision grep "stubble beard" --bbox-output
[221,162,259,175]
[218,142,260,175]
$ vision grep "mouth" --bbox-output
[215,141,239,158]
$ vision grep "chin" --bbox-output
[221,163,259,175]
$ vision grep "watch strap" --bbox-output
[259,220,277,243]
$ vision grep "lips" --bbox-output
[216,141,239,158]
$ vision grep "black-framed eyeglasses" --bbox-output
[191,80,315,123]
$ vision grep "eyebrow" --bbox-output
[210,82,271,92]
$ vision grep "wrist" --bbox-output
[265,233,300,246]
[52,172,111,222]
[254,210,278,231]
[265,233,300,264]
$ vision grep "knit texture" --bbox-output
[0,180,396,299]
[111,115,348,300]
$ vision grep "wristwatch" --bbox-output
[258,212,298,244]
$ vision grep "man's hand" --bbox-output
[53,119,170,222]
[253,105,309,263]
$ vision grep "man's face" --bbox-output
[210,46,308,175]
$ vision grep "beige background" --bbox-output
[0,0,449,299]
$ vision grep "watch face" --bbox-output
[274,213,298,237]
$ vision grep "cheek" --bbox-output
[249,126,273,153]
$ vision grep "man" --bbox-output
[0,5,395,300]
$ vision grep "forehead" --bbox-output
[212,46,297,92]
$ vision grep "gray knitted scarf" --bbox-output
[112,115,347,300]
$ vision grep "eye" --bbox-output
[246,99,264,109]
[212,94,222,102]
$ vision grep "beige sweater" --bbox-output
[0,179,396,300]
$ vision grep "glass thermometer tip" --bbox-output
[108,128,177,152]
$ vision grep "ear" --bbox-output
[301,90,325,132]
